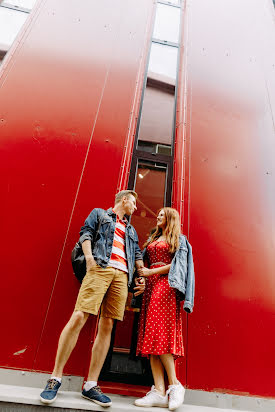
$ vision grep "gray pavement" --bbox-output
[0,384,262,412]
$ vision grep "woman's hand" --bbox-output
[137,267,152,277]
[134,276,145,296]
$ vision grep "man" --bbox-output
[40,190,144,407]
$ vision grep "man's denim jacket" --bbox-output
[79,208,142,287]
[143,235,195,313]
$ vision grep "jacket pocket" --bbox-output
[101,217,113,225]
[178,243,188,252]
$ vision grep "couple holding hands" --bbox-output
[40,190,195,411]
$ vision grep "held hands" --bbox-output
[137,267,152,277]
[134,276,145,296]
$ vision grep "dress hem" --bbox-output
[137,351,184,359]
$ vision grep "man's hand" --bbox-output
[86,255,97,272]
[134,276,145,296]
[82,240,97,272]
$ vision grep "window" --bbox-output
[0,0,37,64]
[1,0,36,9]
[127,0,182,382]
[100,0,182,386]
[131,161,168,246]
[153,2,181,43]
[136,0,181,155]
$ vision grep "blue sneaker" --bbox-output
[82,385,112,407]
[40,378,61,404]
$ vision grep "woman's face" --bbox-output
[156,209,166,229]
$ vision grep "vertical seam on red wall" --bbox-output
[261,1,275,137]
[116,1,156,192]
[187,78,193,240]
[173,0,191,387]
[185,0,193,389]
[173,4,189,220]
[32,70,110,370]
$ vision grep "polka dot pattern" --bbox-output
[136,240,184,358]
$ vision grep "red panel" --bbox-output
[99,382,149,398]
[174,0,275,398]
[0,0,154,376]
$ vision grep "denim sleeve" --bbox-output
[79,208,99,245]
[133,228,143,262]
[183,240,195,313]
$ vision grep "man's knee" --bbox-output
[98,317,114,336]
[68,311,88,331]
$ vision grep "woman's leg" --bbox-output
[159,353,179,386]
[150,355,166,395]
[134,355,168,407]
[160,353,185,410]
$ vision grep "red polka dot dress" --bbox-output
[136,240,184,358]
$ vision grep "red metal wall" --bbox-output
[173,0,275,398]
[0,0,153,376]
[1,0,275,401]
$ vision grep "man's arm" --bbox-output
[82,239,97,272]
[132,228,143,262]
[79,208,99,244]
[135,260,143,270]
[79,208,100,272]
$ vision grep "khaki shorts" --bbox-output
[74,264,128,321]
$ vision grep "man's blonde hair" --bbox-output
[115,190,137,204]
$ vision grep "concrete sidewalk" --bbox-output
[0,383,268,412]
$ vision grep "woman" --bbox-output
[134,207,194,411]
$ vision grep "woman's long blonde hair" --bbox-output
[144,207,181,253]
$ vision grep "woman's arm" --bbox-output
[137,264,171,277]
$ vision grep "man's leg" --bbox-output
[40,310,89,404]
[52,310,89,377]
[81,316,114,407]
[86,269,128,380]
[81,269,127,407]
[87,316,114,381]
[51,265,112,378]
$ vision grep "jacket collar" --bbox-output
[107,207,115,216]
[107,207,129,223]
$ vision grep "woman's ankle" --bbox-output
[169,378,180,386]
[154,385,166,396]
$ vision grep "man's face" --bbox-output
[123,194,137,216]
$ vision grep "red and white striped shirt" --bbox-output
[109,215,128,273]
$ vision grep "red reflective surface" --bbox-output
[0,0,274,400]
[173,0,275,398]
[0,0,154,376]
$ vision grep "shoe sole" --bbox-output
[169,401,184,411]
[82,394,112,407]
[39,395,57,404]
[134,401,168,408]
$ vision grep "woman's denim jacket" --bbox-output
[79,208,142,287]
[144,235,195,313]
